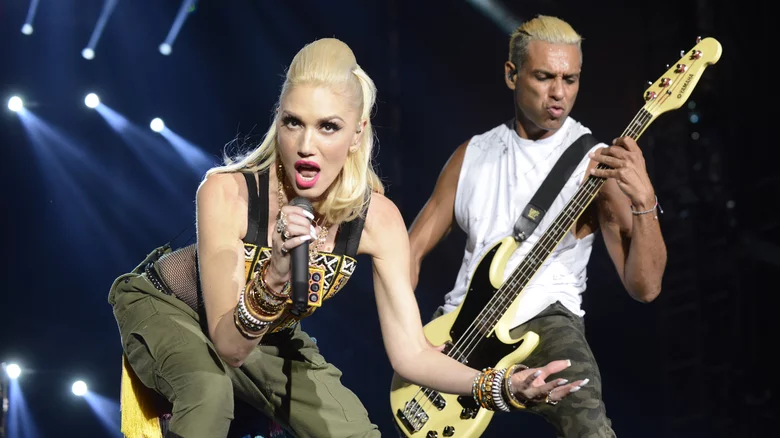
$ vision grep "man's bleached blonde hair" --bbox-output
[509,15,583,69]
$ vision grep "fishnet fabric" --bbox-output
[155,243,200,311]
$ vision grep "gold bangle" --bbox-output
[233,306,266,339]
[243,274,285,321]
[503,364,528,410]
[260,260,290,299]
[247,286,286,316]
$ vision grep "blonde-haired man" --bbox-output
[409,15,666,437]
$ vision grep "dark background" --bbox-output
[1,0,775,437]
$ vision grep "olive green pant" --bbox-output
[108,246,380,438]
[432,302,616,438]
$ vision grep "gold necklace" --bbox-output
[276,163,328,264]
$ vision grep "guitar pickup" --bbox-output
[424,390,447,410]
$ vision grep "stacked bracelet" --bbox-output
[233,260,290,339]
[472,365,529,412]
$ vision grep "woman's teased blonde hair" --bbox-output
[206,38,383,225]
[509,15,583,69]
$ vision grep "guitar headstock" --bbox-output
[642,37,722,119]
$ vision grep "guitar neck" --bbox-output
[492,108,656,318]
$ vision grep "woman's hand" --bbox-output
[267,204,316,290]
[510,360,589,406]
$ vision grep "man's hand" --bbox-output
[589,136,656,210]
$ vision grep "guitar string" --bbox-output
[451,56,698,371]
[402,58,699,426]
[401,110,648,426]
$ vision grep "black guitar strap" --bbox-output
[512,124,600,243]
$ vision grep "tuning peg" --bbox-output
[666,64,670,70]
[680,50,685,57]
[696,36,702,43]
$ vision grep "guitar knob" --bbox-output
[444,426,456,436]
[426,432,438,438]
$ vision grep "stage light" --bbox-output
[85,93,100,109]
[159,43,172,56]
[5,363,21,380]
[82,48,95,60]
[8,96,23,112]
[21,24,33,35]
[72,380,88,396]
[150,118,165,132]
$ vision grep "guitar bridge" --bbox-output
[396,399,429,433]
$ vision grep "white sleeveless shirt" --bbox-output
[442,117,606,328]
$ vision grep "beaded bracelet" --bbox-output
[234,294,271,339]
[234,275,285,340]
[245,261,288,320]
[630,195,664,217]
[471,367,511,412]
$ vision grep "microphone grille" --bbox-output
[290,197,314,214]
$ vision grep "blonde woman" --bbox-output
[109,37,585,438]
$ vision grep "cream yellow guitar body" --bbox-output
[390,37,722,437]
[390,237,539,438]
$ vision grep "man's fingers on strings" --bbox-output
[590,167,619,179]
[603,145,629,159]
[612,136,640,152]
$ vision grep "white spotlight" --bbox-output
[159,43,172,56]
[21,24,33,35]
[84,93,100,109]
[72,380,88,396]
[81,48,95,60]
[7,96,23,112]
[150,117,165,132]
[5,363,21,380]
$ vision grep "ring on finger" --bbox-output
[545,389,558,406]
[275,217,287,236]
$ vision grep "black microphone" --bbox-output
[289,197,313,315]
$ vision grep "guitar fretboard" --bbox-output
[475,108,655,333]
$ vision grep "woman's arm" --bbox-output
[196,172,315,367]
[361,193,587,401]
[196,172,261,367]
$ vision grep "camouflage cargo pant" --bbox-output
[434,301,617,438]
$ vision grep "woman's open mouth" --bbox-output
[294,160,321,189]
